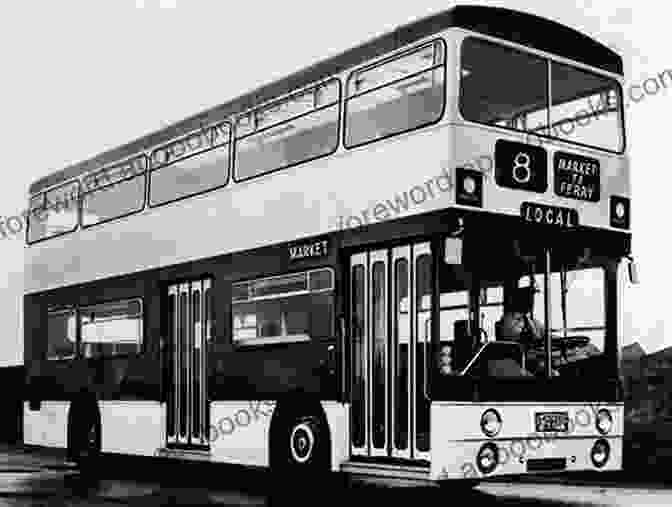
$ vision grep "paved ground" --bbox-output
[477,482,672,506]
[0,445,671,506]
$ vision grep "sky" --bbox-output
[0,0,667,365]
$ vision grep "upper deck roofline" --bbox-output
[30,5,623,195]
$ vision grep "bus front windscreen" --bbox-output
[437,247,612,381]
[476,261,606,379]
[459,37,624,152]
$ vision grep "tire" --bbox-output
[68,403,101,479]
[271,413,330,502]
[287,415,323,467]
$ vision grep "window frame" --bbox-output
[26,180,81,245]
[547,60,624,153]
[458,35,626,155]
[78,297,145,359]
[80,155,149,229]
[45,306,78,361]
[232,78,342,184]
[231,267,335,347]
[45,298,145,361]
[26,193,46,245]
[542,266,607,339]
[343,38,447,150]
[148,121,232,209]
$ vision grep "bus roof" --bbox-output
[30,5,623,195]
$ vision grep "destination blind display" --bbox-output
[521,202,578,228]
[554,151,600,202]
[495,139,548,193]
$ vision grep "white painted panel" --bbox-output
[209,401,275,467]
[24,29,455,295]
[453,125,629,228]
[430,401,624,480]
[430,401,624,441]
[431,434,622,480]
[99,401,164,456]
[23,403,39,446]
[25,122,454,294]
[322,401,349,471]
[23,401,69,448]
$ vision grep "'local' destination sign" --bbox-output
[554,151,600,202]
[520,202,578,228]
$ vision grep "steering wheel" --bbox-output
[528,335,591,363]
[554,335,591,348]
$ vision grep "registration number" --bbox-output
[535,412,569,432]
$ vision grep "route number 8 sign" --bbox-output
[495,139,548,192]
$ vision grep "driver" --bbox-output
[497,286,544,344]
[485,287,540,377]
[491,286,559,377]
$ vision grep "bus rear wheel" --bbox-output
[68,404,101,476]
[289,417,321,465]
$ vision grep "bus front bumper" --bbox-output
[429,402,623,480]
[431,435,622,480]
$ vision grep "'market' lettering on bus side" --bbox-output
[289,240,328,261]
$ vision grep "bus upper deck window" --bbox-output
[345,41,446,148]
[550,62,623,152]
[460,37,547,129]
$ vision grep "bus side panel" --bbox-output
[99,400,164,456]
[26,355,160,403]
[209,400,275,466]
[23,401,69,448]
[322,400,349,471]
[208,341,337,401]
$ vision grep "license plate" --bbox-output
[520,202,578,228]
[535,412,569,432]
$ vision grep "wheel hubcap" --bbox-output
[290,422,315,463]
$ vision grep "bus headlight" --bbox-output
[596,409,613,435]
[476,442,498,474]
[480,409,502,437]
[590,439,610,468]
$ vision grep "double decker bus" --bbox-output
[23,6,635,486]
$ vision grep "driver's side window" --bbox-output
[478,285,504,342]
[437,289,469,375]
[437,262,472,375]
[437,269,508,374]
